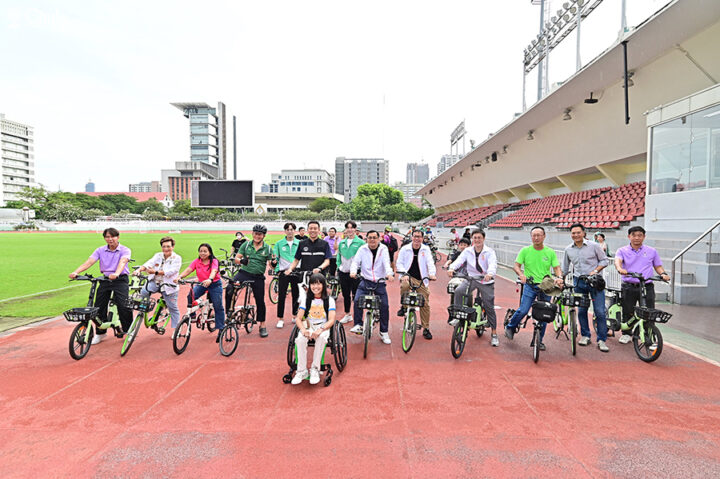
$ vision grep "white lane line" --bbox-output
[0,284,86,303]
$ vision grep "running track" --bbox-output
[1,272,719,477]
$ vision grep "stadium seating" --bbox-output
[552,181,646,229]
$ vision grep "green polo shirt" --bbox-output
[273,237,299,272]
[515,245,559,283]
[239,240,272,276]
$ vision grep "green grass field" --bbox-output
[0,232,283,324]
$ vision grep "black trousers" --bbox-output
[277,272,299,318]
[621,282,655,322]
[227,270,267,323]
[328,258,337,276]
[338,271,360,313]
[94,275,133,334]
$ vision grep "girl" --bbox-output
[292,273,336,385]
[178,243,226,342]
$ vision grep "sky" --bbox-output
[0,0,670,193]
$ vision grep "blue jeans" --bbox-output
[573,277,608,342]
[190,281,225,330]
[141,282,181,328]
[506,283,550,341]
[353,279,390,333]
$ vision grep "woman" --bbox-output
[325,227,339,276]
[134,236,182,329]
[594,232,612,257]
[291,273,336,385]
[178,243,226,342]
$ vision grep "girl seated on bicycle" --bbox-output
[292,273,336,385]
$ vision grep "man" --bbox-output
[273,222,300,329]
[325,227,339,276]
[135,236,182,330]
[447,229,500,346]
[443,237,470,271]
[381,225,399,270]
[69,228,133,344]
[336,220,365,324]
[228,224,274,338]
[614,226,670,344]
[286,220,332,277]
[450,228,460,245]
[295,227,307,242]
[349,230,395,344]
[231,231,247,255]
[561,223,610,352]
[504,226,564,351]
[396,229,437,340]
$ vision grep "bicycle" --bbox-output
[121,273,178,356]
[358,279,386,359]
[327,273,340,299]
[398,274,430,353]
[65,274,137,360]
[268,269,294,305]
[218,276,257,356]
[502,276,555,363]
[446,273,491,359]
[172,279,217,355]
[446,238,458,249]
[551,275,592,357]
[218,248,239,286]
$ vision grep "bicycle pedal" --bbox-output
[156,327,166,335]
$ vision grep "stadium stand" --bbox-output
[552,181,646,229]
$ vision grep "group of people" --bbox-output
[68,220,670,384]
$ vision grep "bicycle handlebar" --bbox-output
[624,272,668,283]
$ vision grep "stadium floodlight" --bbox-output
[584,92,599,104]
[563,108,572,121]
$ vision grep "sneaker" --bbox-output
[491,334,499,347]
[598,340,609,352]
[259,327,268,338]
[618,334,632,344]
[340,314,353,324]
[91,333,106,345]
[276,320,284,329]
[422,328,433,340]
[350,324,363,335]
[538,342,546,351]
[380,332,391,344]
[291,370,308,385]
[396,307,405,317]
[578,336,591,346]
[309,369,320,385]
[504,327,514,340]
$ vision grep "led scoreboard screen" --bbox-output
[191,180,254,208]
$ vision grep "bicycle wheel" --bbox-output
[244,309,255,334]
[475,310,486,337]
[173,315,192,355]
[205,305,216,333]
[451,321,467,359]
[69,322,94,360]
[363,311,372,359]
[569,309,577,356]
[269,277,279,304]
[503,309,515,329]
[154,308,170,335]
[333,322,347,371]
[219,324,239,357]
[121,313,144,357]
[402,309,417,353]
[632,321,663,363]
[532,327,540,363]
[287,325,299,368]
[553,305,563,332]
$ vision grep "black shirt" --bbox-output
[408,247,421,280]
[231,238,247,253]
[294,237,332,271]
[295,234,307,241]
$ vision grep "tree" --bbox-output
[135,198,166,214]
[98,194,138,213]
[355,184,404,207]
[44,201,83,222]
[81,208,105,220]
[143,210,164,221]
[171,199,193,215]
[308,197,342,213]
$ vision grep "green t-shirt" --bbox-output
[239,240,272,276]
[515,245,559,283]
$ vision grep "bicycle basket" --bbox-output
[634,306,672,323]
[401,292,425,308]
[447,305,476,321]
[360,294,380,310]
[563,294,591,308]
[447,278,464,294]
[531,301,557,323]
[63,307,99,322]
[125,295,156,312]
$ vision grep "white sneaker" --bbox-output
[618,334,632,344]
[491,334,499,347]
[309,368,320,385]
[380,332,391,344]
[578,336,592,346]
[350,324,363,334]
[291,370,308,385]
[91,333,106,345]
[340,314,353,324]
[276,320,284,329]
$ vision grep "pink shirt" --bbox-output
[189,258,220,283]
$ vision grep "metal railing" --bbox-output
[671,219,720,304]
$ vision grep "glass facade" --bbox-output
[650,103,720,194]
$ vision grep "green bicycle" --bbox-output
[120,274,176,356]
[552,276,592,356]
[447,274,490,359]
[398,274,430,354]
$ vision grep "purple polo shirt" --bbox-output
[615,244,662,284]
[91,244,132,276]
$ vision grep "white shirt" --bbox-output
[449,245,497,284]
[143,252,182,286]
[396,243,436,286]
[350,244,393,282]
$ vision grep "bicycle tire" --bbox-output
[173,315,192,355]
[402,309,417,353]
[363,310,372,359]
[553,305,563,332]
[287,325,299,368]
[476,310,486,337]
[69,322,94,360]
[632,321,663,363]
[532,327,540,363]
[451,321,467,359]
[334,322,347,371]
[269,277,279,304]
[155,307,170,334]
[569,308,577,356]
[219,324,239,357]
[244,309,255,334]
[206,305,216,333]
[121,313,143,357]
[503,309,515,329]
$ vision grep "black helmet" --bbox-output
[588,274,606,291]
[252,224,267,234]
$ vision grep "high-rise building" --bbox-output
[1,114,35,206]
[406,162,430,184]
[436,154,461,176]
[335,157,389,202]
[393,182,424,207]
[85,179,95,193]
[129,181,161,193]
[269,169,335,194]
